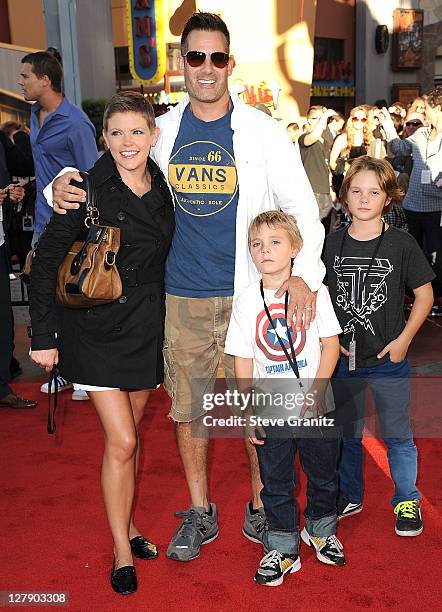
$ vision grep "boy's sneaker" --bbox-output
[394,500,423,536]
[337,496,363,520]
[242,501,266,544]
[166,503,219,561]
[254,550,301,587]
[40,376,72,394]
[301,527,345,566]
[71,389,90,401]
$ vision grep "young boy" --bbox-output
[324,156,434,536]
[225,211,345,587]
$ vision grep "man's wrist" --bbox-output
[290,274,308,285]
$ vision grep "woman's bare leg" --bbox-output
[89,389,137,569]
[127,390,150,540]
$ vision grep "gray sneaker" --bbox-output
[166,503,219,561]
[242,502,266,544]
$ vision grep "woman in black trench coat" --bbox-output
[29,93,175,595]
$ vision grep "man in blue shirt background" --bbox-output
[18,51,98,400]
[18,51,98,245]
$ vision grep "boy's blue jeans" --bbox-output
[256,423,340,556]
[333,359,420,507]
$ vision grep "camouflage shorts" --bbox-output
[163,294,235,423]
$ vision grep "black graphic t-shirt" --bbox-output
[165,104,238,297]
[324,226,435,368]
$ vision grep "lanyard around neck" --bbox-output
[259,280,301,382]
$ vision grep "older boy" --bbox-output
[324,156,434,536]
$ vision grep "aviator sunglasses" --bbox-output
[183,50,230,68]
[405,120,422,127]
[352,116,367,123]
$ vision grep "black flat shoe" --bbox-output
[130,535,159,560]
[0,393,37,409]
[110,565,137,595]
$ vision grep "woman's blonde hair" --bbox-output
[339,156,404,214]
[248,210,303,250]
[342,106,371,155]
[365,106,381,147]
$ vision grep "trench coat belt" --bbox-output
[122,264,165,287]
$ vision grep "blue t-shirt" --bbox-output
[165,104,238,297]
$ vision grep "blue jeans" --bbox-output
[333,359,420,507]
[256,423,340,555]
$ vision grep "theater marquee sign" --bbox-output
[126,0,166,85]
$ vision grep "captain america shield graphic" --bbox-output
[255,303,306,362]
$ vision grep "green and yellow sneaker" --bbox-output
[394,500,423,537]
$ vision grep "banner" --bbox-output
[126,0,166,85]
[311,82,355,98]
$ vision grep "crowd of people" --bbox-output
[0,10,441,596]
[289,96,442,315]
[0,116,36,407]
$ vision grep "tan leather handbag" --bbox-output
[55,173,122,308]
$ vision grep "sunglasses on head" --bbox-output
[183,50,230,68]
[352,116,367,123]
[405,121,422,127]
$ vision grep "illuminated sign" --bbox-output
[311,82,355,97]
[243,85,273,105]
[126,0,166,85]
[313,61,352,82]
[240,82,281,109]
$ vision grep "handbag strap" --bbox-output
[79,172,99,228]
[47,366,59,434]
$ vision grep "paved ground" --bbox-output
[10,273,442,386]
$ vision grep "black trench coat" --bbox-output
[30,151,175,389]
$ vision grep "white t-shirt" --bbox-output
[225,281,342,416]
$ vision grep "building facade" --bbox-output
[0,0,440,127]
[311,0,356,117]
[0,0,319,125]
[355,0,441,107]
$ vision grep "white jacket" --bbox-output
[152,92,325,294]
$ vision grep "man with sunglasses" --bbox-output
[46,12,325,562]
[403,113,425,138]
[155,11,324,563]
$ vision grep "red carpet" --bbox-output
[1,383,441,611]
